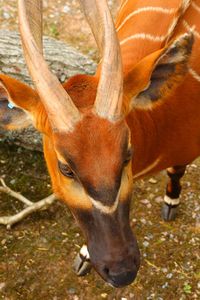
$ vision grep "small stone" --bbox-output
[146,233,153,240]
[149,178,157,184]
[143,241,149,247]
[68,288,76,295]
[3,12,10,19]
[63,5,70,13]
[160,237,166,242]
[10,179,16,185]
[0,282,6,291]
[162,282,168,289]
[140,218,147,224]
[192,212,196,219]
[1,239,6,245]
[101,293,108,298]
[162,268,168,273]
[149,193,155,199]
[155,196,163,203]
[141,199,150,205]
[166,273,173,279]
[147,293,155,300]
[191,164,197,168]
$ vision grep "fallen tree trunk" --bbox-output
[0,30,96,151]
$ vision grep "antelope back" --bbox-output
[116,0,191,73]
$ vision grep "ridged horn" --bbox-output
[79,0,123,121]
[18,0,81,132]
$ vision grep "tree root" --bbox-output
[0,178,56,229]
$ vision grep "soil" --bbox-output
[0,1,200,300]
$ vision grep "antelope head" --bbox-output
[0,0,193,288]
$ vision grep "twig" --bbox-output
[0,178,56,229]
[0,178,33,206]
[144,259,160,271]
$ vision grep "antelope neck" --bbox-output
[129,109,162,179]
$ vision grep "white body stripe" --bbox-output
[133,157,161,179]
[182,20,200,39]
[117,6,176,32]
[191,1,200,13]
[120,0,129,12]
[189,68,200,82]
[164,195,180,205]
[120,33,166,45]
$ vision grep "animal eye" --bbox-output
[124,148,133,166]
[58,161,74,178]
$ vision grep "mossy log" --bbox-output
[0,30,96,151]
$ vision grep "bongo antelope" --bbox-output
[0,0,199,288]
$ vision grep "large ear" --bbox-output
[0,74,47,132]
[123,33,193,111]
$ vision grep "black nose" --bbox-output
[102,258,139,288]
[107,269,138,287]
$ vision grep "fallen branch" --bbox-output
[0,178,56,229]
[0,29,96,152]
[0,178,33,206]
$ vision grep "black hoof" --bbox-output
[73,252,92,276]
[161,203,179,221]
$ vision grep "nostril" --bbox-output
[103,266,109,275]
[109,270,137,287]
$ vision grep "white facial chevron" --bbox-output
[89,190,120,214]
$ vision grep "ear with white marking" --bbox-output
[0,74,47,132]
[0,96,31,130]
[124,33,193,110]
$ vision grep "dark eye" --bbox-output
[124,148,133,166]
[58,161,74,178]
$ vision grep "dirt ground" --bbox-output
[0,1,200,300]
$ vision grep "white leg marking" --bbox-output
[133,157,161,180]
[80,245,90,260]
[167,167,176,173]
[164,195,180,205]
[117,6,176,32]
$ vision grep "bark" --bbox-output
[0,30,96,151]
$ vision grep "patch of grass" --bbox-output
[183,283,192,294]
[49,23,59,38]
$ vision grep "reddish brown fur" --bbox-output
[0,1,198,205]
[1,0,200,287]
[117,0,184,73]
[54,112,129,190]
